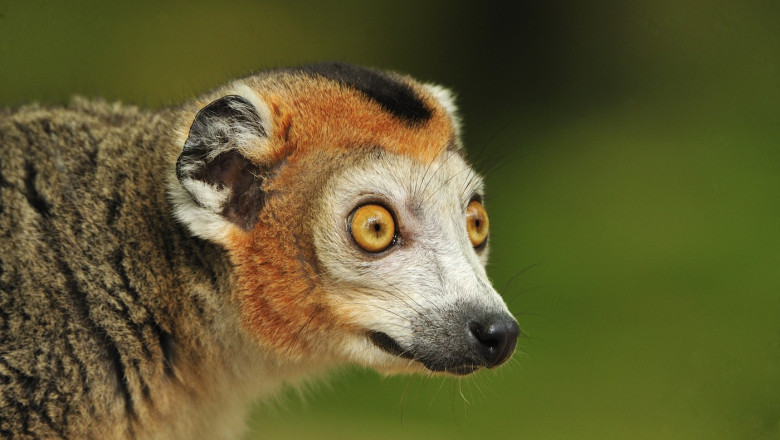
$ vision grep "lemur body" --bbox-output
[0,63,518,439]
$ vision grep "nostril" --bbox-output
[469,321,499,348]
[468,317,520,368]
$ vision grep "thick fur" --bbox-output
[0,63,515,439]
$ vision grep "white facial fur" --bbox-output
[313,149,514,374]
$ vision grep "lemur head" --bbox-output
[170,62,518,376]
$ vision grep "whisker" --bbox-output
[411,373,435,405]
[429,377,448,408]
[361,272,450,323]
[469,375,487,402]
[457,378,470,405]
[504,286,541,308]
[413,140,454,200]
[347,294,414,324]
[398,375,413,427]
[500,262,541,291]
[467,117,519,171]
[458,167,483,201]
[282,305,323,363]
[421,165,475,210]
[419,148,458,203]
[363,272,429,315]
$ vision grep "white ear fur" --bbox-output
[424,83,462,137]
[169,181,235,244]
[232,83,274,147]
[169,85,271,244]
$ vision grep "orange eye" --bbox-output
[350,204,396,253]
[466,200,489,248]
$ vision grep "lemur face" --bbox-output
[172,62,518,375]
[315,151,518,375]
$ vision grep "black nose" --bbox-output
[468,315,520,368]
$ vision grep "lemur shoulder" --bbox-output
[0,62,518,440]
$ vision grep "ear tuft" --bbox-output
[423,83,462,138]
[176,95,265,185]
[173,95,269,240]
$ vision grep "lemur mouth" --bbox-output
[368,331,415,360]
[367,331,480,376]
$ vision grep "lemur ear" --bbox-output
[423,83,462,138]
[174,95,269,239]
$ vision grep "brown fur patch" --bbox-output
[227,151,361,360]
[246,74,455,165]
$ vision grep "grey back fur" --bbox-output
[0,99,232,439]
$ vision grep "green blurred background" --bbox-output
[2,1,778,438]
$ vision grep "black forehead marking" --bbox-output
[293,62,433,125]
